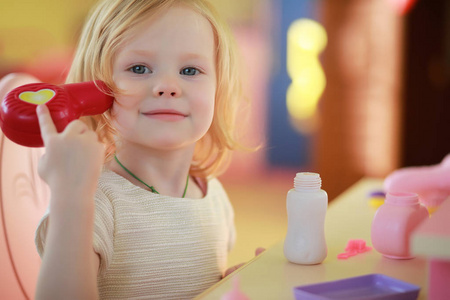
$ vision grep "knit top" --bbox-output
[35,169,236,299]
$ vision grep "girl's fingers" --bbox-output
[37,105,91,144]
[223,263,245,278]
[64,119,89,135]
[255,247,266,256]
[36,105,57,145]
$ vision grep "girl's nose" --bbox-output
[153,77,181,98]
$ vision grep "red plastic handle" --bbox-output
[0,81,114,147]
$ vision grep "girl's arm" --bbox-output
[35,104,104,299]
[35,192,101,300]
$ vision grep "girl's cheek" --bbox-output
[111,105,134,132]
[114,94,139,109]
[113,76,148,107]
[113,87,147,109]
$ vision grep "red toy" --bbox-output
[0,81,114,147]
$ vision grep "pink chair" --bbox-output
[0,131,49,299]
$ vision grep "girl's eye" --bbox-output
[129,65,150,74]
[180,67,200,76]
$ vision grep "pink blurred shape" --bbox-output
[412,197,450,299]
[20,47,73,85]
[221,277,250,300]
[384,154,450,209]
[387,0,418,15]
[0,128,49,298]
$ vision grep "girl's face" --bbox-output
[111,4,216,151]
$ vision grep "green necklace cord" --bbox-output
[114,154,189,198]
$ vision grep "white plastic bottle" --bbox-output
[283,172,328,264]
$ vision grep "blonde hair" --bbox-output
[66,0,244,178]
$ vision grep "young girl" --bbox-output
[30,0,245,298]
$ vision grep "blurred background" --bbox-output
[1,0,450,298]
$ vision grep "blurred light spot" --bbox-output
[286,19,327,133]
[387,0,418,16]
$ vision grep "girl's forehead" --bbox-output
[124,4,214,45]
[113,4,216,63]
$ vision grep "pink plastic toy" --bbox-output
[0,81,113,147]
[337,239,372,259]
[371,192,429,259]
[384,154,450,210]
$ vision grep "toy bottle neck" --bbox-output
[385,192,420,206]
[294,172,322,191]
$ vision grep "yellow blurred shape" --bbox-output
[427,206,438,215]
[0,0,96,66]
[368,197,385,209]
[287,67,326,120]
[286,19,327,132]
[288,19,327,52]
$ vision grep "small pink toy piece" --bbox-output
[221,277,250,300]
[384,154,450,210]
[337,239,372,260]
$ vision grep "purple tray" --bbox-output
[293,274,420,300]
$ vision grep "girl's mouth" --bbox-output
[142,109,188,121]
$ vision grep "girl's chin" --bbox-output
[142,140,197,151]
[117,131,201,151]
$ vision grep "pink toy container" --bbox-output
[371,192,428,259]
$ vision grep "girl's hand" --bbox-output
[223,247,266,278]
[36,104,104,208]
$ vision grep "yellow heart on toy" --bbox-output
[19,89,56,105]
